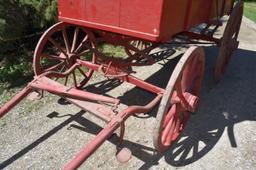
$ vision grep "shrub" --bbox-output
[0,0,58,84]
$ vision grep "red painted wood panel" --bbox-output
[186,0,212,28]
[59,0,119,26]
[224,0,234,14]
[84,0,120,26]
[120,0,163,36]
[160,0,189,40]
[58,0,234,42]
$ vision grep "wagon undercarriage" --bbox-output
[0,1,243,169]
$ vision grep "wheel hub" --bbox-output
[60,53,78,67]
[171,92,199,113]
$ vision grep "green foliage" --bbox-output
[244,1,256,22]
[0,0,58,42]
[0,60,32,82]
[0,0,58,85]
[20,0,58,28]
[0,0,29,41]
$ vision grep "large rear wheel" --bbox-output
[214,1,243,81]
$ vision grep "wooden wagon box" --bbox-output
[58,0,234,42]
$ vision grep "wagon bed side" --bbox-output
[58,0,234,42]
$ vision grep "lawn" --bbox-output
[244,1,256,22]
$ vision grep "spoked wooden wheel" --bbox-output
[33,22,96,88]
[214,1,243,81]
[153,47,205,152]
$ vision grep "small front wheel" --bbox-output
[215,1,243,81]
[33,22,96,88]
[153,47,205,152]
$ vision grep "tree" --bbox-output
[0,0,58,83]
[0,0,57,42]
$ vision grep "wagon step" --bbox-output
[0,76,120,118]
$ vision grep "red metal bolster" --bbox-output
[0,86,32,118]
[64,94,162,170]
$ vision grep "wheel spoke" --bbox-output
[42,53,66,61]
[64,76,68,86]
[49,38,68,58]
[192,65,202,94]
[62,28,71,54]
[71,27,79,53]
[168,117,180,142]
[174,113,182,134]
[44,61,66,73]
[175,77,191,111]
[72,71,78,88]
[175,76,185,99]
[181,55,197,92]
[163,104,176,128]
[77,49,90,57]
[75,35,89,53]
[77,67,87,77]
[162,116,176,145]
[171,106,182,141]
[55,65,67,81]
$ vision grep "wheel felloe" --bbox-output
[153,47,205,152]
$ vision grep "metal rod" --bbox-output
[125,75,165,94]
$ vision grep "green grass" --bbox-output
[99,44,127,59]
[244,2,256,22]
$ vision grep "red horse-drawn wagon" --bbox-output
[0,0,243,169]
